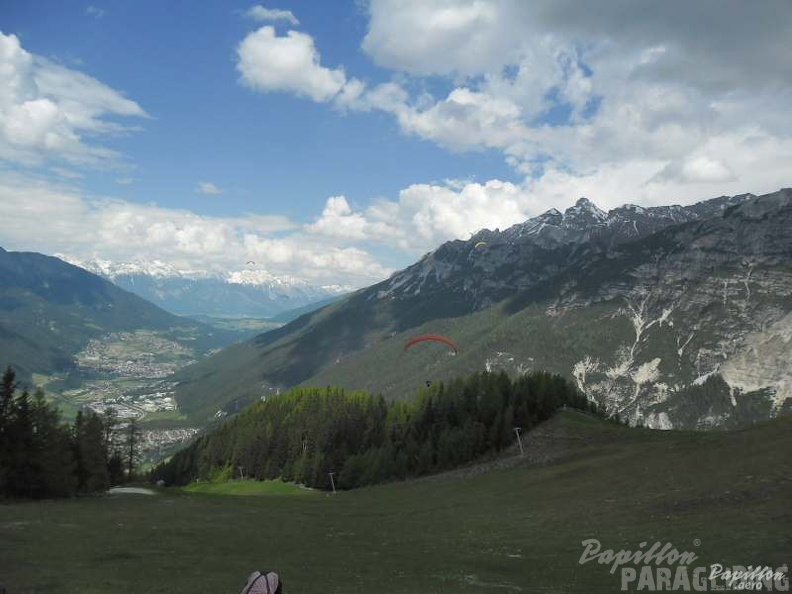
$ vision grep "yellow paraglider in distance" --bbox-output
[474,241,487,248]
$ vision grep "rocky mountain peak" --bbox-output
[564,197,608,225]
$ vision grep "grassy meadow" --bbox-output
[1,412,789,593]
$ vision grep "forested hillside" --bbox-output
[153,370,595,490]
[0,367,130,499]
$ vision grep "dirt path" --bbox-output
[108,487,157,495]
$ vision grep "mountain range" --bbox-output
[0,248,239,384]
[55,256,348,319]
[168,189,792,430]
[2,188,789,432]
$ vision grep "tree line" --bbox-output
[152,370,597,490]
[0,366,141,500]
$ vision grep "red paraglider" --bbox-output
[404,334,458,354]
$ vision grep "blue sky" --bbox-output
[0,1,790,287]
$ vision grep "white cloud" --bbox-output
[395,87,525,152]
[523,129,792,210]
[0,173,391,287]
[652,155,736,185]
[236,26,347,102]
[245,5,299,25]
[51,166,84,179]
[362,0,792,91]
[0,31,147,167]
[196,181,223,195]
[306,179,544,253]
[243,233,392,283]
[362,0,514,76]
[237,2,790,220]
[86,5,106,18]
[306,196,368,239]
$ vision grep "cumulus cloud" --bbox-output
[245,5,299,25]
[195,181,223,195]
[652,155,736,185]
[306,179,546,252]
[355,0,792,182]
[0,31,147,167]
[362,0,513,76]
[236,26,347,102]
[238,1,791,219]
[362,0,792,91]
[306,196,368,239]
[0,173,391,287]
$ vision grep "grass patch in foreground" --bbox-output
[183,479,315,496]
[1,412,789,594]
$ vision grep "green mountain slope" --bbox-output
[172,189,792,428]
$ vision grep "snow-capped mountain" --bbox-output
[54,256,349,318]
[381,193,751,307]
[496,193,748,248]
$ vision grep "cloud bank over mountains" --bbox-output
[1,1,790,287]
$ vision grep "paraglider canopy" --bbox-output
[474,241,487,248]
[246,260,255,265]
[404,334,458,354]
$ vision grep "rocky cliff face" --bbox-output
[568,190,792,428]
[372,189,792,429]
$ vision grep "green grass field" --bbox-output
[184,479,315,497]
[1,412,789,593]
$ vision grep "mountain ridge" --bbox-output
[169,188,792,429]
[55,256,350,318]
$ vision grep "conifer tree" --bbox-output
[0,365,17,495]
[74,410,110,493]
[31,389,76,498]
[125,419,142,481]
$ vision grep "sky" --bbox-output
[0,0,790,288]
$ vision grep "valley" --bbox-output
[3,190,790,468]
[30,329,204,463]
[1,7,790,593]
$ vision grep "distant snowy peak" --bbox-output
[55,256,319,289]
[53,255,348,317]
[226,269,306,287]
[57,256,187,279]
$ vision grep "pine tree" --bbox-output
[5,388,37,498]
[74,410,110,493]
[0,365,17,495]
[31,389,76,498]
[125,419,142,481]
